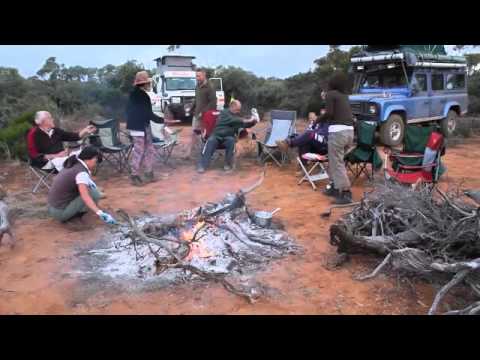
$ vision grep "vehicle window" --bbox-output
[209,78,223,91]
[360,70,405,89]
[363,75,380,88]
[431,74,444,91]
[165,77,196,91]
[414,74,427,91]
[446,74,465,90]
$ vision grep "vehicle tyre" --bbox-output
[380,114,405,146]
[440,110,457,138]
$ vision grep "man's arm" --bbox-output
[242,119,257,129]
[56,128,82,142]
[230,114,258,130]
[79,125,97,138]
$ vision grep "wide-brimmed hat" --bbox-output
[133,71,152,86]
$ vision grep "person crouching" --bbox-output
[47,146,116,225]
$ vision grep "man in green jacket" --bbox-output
[197,100,258,173]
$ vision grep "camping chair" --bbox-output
[390,124,436,170]
[297,153,329,190]
[255,110,297,167]
[345,120,383,183]
[151,121,182,167]
[88,118,133,173]
[27,159,57,194]
[24,127,57,194]
[385,128,446,188]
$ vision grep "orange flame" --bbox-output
[182,221,205,242]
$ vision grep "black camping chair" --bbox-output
[345,120,383,183]
[88,118,133,173]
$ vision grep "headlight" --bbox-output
[368,104,377,114]
[171,97,181,104]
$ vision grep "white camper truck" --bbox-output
[150,55,225,123]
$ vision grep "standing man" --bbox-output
[189,68,217,158]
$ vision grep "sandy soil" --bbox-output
[1,123,479,315]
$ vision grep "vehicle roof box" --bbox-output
[154,55,196,73]
[352,45,467,67]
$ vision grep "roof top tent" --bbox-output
[364,45,447,56]
[351,45,467,67]
[154,55,196,74]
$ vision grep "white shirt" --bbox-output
[129,130,145,137]
[328,124,354,133]
[75,159,97,189]
[39,127,55,138]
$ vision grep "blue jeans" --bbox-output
[199,136,235,169]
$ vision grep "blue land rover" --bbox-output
[349,45,468,146]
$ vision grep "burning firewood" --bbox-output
[86,170,301,304]
[329,182,480,315]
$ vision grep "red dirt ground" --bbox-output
[1,124,479,315]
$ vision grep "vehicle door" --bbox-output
[429,71,446,118]
[209,78,225,110]
[411,71,430,119]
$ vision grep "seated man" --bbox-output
[27,111,96,170]
[47,146,116,225]
[197,100,258,173]
[276,112,329,161]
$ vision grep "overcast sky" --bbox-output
[0,45,466,79]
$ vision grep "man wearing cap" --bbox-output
[126,71,169,186]
[189,69,217,159]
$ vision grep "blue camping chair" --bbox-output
[255,110,297,167]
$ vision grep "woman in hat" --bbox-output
[126,70,168,186]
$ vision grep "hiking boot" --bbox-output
[197,166,206,174]
[223,165,233,173]
[276,140,289,153]
[322,182,338,197]
[130,175,143,187]
[143,172,159,184]
[333,190,353,205]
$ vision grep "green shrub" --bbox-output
[468,95,480,115]
[0,111,35,160]
[454,118,473,138]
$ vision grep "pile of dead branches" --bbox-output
[329,182,480,315]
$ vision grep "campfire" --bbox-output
[87,172,302,303]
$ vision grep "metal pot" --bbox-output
[254,208,281,228]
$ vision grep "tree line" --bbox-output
[1,46,479,159]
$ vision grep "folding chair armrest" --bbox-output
[397,163,435,170]
[388,152,424,164]
[119,129,133,142]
